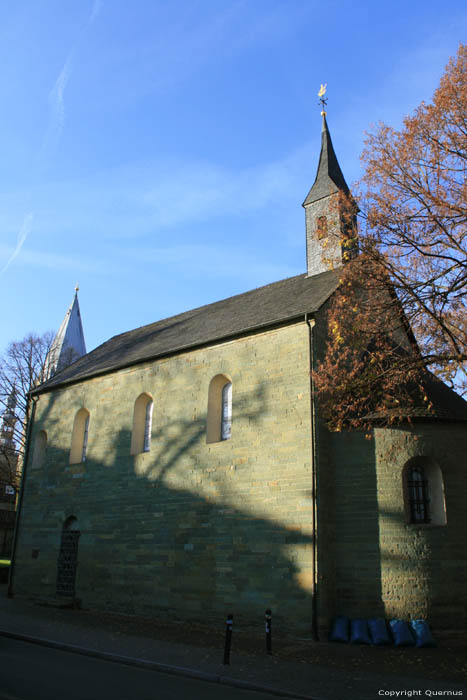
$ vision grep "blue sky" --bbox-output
[1,0,466,355]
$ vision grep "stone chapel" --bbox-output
[10,115,467,638]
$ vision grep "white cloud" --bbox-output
[13,0,103,274]
[41,0,101,156]
[5,143,311,241]
[0,243,117,275]
[97,2,313,105]
[0,212,34,278]
[124,243,299,284]
[353,27,467,133]
[48,53,73,138]
[117,147,310,232]
[89,0,102,24]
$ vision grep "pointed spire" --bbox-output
[44,289,87,380]
[302,114,349,207]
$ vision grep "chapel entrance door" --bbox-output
[56,517,80,598]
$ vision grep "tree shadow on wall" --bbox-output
[18,380,317,635]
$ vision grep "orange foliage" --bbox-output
[313,44,467,432]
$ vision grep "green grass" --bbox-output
[0,559,11,566]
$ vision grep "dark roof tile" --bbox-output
[35,269,340,392]
[365,371,467,423]
[303,115,350,206]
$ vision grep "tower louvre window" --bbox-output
[317,216,328,239]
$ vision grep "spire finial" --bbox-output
[75,282,79,293]
[318,83,327,116]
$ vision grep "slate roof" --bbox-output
[303,114,350,206]
[400,372,467,422]
[362,367,467,423]
[34,269,341,394]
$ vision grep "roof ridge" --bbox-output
[106,272,308,343]
[33,270,342,393]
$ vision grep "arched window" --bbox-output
[31,430,47,470]
[207,374,232,444]
[221,382,232,440]
[407,466,429,523]
[403,458,447,526]
[316,215,328,239]
[70,409,90,464]
[143,399,153,452]
[56,516,80,598]
[131,393,153,455]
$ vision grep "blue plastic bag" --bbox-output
[410,619,436,648]
[330,615,350,643]
[389,619,415,646]
[368,617,391,645]
[350,618,371,644]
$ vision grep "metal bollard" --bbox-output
[223,614,233,665]
[265,609,272,655]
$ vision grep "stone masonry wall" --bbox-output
[331,425,467,632]
[375,424,467,631]
[14,322,316,635]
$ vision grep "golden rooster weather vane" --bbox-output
[318,83,327,116]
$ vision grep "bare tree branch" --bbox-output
[0,332,54,490]
[314,44,467,431]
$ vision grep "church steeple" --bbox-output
[0,387,17,448]
[303,109,357,277]
[44,286,87,380]
[303,114,350,206]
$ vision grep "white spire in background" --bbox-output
[0,386,17,447]
[44,287,86,380]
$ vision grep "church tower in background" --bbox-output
[44,286,87,380]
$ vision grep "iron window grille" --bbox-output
[407,466,431,524]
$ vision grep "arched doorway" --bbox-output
[56,516,80,598]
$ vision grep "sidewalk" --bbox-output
[0,586,465,700]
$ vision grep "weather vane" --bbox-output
[318,83,327,116]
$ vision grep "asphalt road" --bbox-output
[0,638,281,700]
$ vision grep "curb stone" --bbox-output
[0,629,323,700]
[219,675,326,700]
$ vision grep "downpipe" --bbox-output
[305,313,319,641]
